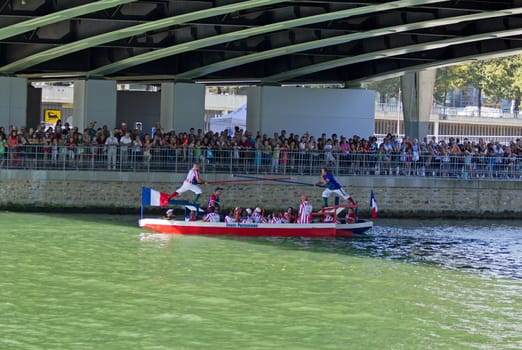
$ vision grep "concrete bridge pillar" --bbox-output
[161,82,205,133]
[73,79,117,130]
[400,69,436,140]
[0,76,27,129]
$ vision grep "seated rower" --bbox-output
[323,214,335,223]
[251,207,266,223]
[282,207,295,223]
[203,206,220,222]
[241,208,253,223]
[224,210,236,223]
[163,208,175,220]
[233,207,241,222]
[345,208,357,223]
[270,211,283,224]
[186,210,197,222]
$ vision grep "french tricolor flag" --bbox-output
[141,187,169,206]
[370,190,378,219]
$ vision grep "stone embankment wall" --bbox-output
[0,170,520,218]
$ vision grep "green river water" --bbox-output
[1,212,521,350]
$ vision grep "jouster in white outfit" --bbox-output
[169,163,206,202]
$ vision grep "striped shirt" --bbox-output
[296,201,313,224]
[270,217,282,224]
[203,212,220,222]
[185,168,199,184]
[323,215,335,223]
[251,212,264,223]
[224,216,236,223]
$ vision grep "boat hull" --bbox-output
[139,219,373,238]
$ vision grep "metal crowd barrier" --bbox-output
[1,144,521,180]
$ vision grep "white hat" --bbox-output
[255,207,261,213]
[246,208,252,214]
[166,209,174,215]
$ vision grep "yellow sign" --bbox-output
[44,109,61,124]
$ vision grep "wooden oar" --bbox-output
[208,176,291,184]
[232,174,316,186]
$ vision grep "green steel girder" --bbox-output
[87,0,447,77]
[0,0,286,73]
[261,27,522,84]
[176,8,522,81]
[0,0,519,84]
[0,0,138,41]
[351,48,522,85]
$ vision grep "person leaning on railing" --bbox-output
[7,129,18,167]
[2,121,522,179]
[0,133,6,168]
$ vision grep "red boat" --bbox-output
[139,186,373,237]
[139,218,372,238]
[139,205,372,238]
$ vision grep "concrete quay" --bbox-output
[0,170,520,219]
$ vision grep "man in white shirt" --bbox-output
[119,131,132,169]
[105,130,119,170]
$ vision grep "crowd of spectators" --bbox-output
[1,120,521,179]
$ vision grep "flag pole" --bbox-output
[140,186,144,220]
[370,190,378,219]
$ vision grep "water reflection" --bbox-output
[369,220,522,279]
[254,219,522,279]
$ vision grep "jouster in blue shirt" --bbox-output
[322,172,341,190]
[316,167,357,207]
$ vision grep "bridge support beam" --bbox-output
[0,77,27,129]
[161,82,205,133]
[73,79,117,130]
[247,85,374,137]
[400,69,436,141]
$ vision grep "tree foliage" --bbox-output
[363,78,400,103]
[365,55,522,105]
[433,66,459,105]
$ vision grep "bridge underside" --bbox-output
[0,0,521,84]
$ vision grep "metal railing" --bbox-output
[375,103,521,119]
[1,144,521,180]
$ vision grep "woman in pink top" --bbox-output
[7,130,18,167]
